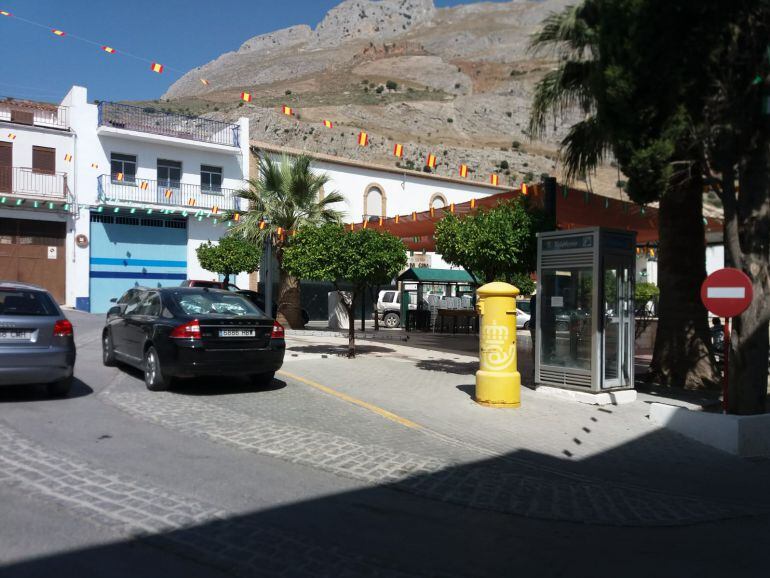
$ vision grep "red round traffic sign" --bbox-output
[701,268,753,318]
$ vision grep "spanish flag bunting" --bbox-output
[52,29,65,37]
[164,188,172,198]
[393,143,403,157]
[426,154,436,168]
[278,227,284,236]
[450,203,455,213]
[282,105,293,116]
[7,133,15,140]
[459,164,468,178]
[116,172,124,181]
[212,206,219,214]
[412,211,417,221]
[363,219,368,229]
[470,198,476,209]
[188,198,196,206]
[430,207,435,217]
[139,181,148,190]
[323,120,333,129]
[0,11,11,16]
[101,46,115,54]
[90,163,98,169]
[349,223,354,232]
[358,131,368,146]
[379,217,383,226]
[241,92,252,102]
[521,183,528,195]
[490,174,499,186]
[150,62,164,74]
[259,220,266,230]
[234,212,240,221]
[395,215,400,224]
[63,153,72,162]
[200,79,209,86]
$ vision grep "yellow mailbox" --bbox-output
[475,282,521,408]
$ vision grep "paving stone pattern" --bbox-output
[104,391,762,527]
[0,422,419,577]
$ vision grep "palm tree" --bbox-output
[231,154,344,328]
[528,2,719,389]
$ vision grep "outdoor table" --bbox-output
[437,308,478,334]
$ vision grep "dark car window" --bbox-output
[0,289,58,316]
[382,292,395,303]
[124,295,145,315]
[171,291,261,316]
[118,289,145,307]
[136,293,161,317]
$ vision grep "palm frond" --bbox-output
[529,61,596,137]
[560,116,610,183]
[529,3,596,58]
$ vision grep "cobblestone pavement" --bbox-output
[0,422,418,577]
[103,375,765,527]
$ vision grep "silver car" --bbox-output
[0,282,76,396]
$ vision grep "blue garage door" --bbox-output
[89,213,187,313]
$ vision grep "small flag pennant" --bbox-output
[259,220,266,230]
[277,227,284,236]
[450,203,455,213]
[211,206,219,214]
[459,164,468,178]
[115,172,124,181]
[52,29,65,37]
[7,133,15,140]
[164,189,172,198]
[490,174,499,186]
[241,92,252,102]
[139,181,148,190]
[234,213,240,221]
[282,105,293,116]
[323,120,333,129]
[102,46,115,54]
[90,163,98,169]
[188,198,196,206]
[470,198,476,209]
[393,143,403,157]
[150,62,164,74]
[1,11,12,16]
[426,154,436,168]
[379,217,383,226]
[200,78,209,86]
[63,153,72,162]
[358,131,368,146]
[521,183,528,195]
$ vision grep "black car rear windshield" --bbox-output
[171,291,261,317]
[0,289,58,316]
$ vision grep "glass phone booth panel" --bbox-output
[536,227,636,393]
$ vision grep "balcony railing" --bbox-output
[97,175,241,211]
[97,102,240,147]
[0,101,69,130]
[0,167,69,200]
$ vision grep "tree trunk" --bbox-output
[275,268,304,329]
[650,173,720,389]
[345,292,356,358]
[370,286,380,331]
[728,143,770,414]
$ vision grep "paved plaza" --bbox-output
[1,311,769,577]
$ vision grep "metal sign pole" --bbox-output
[265,235,274,319]
[723,317,730,414]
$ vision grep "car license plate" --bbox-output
[0,330,31,340]
[219,329,255,338]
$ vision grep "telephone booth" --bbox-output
[535,227,637,393]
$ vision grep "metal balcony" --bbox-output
[0,99,69,130]
[0,166,70,200]
[97,102,240,147]
[97,175,241,211]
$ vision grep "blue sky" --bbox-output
[0,0,500,103]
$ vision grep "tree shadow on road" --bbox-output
[286,344,395,357]
[416,358,478,375]
[0,377,93,403]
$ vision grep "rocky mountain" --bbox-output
[151,0,671,205]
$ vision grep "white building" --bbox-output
[2,86,250,313]
[251,140,513,269]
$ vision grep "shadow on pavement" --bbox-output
[171,378,288,396]
[0,378,93,403]
[416,358,478,375]
[286,344,395,357]
[4,428,770,578]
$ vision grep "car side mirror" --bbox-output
[107,306,122,317]
[110,297,118,303]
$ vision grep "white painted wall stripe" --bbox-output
[707,287,745,299]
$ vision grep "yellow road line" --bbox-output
[277,370,422,430]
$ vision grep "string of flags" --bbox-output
[0,8,519,189]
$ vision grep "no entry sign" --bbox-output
[701,268,753,318]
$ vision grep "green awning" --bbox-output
[397,267,477,284]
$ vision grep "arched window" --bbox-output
[429,193,448,209]
[363,183,387,219]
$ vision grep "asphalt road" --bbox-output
[1,311,769,577]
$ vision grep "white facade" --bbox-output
[1,85,250,311]
[254,142,511,270]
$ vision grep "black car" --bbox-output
[102,287,285,391]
